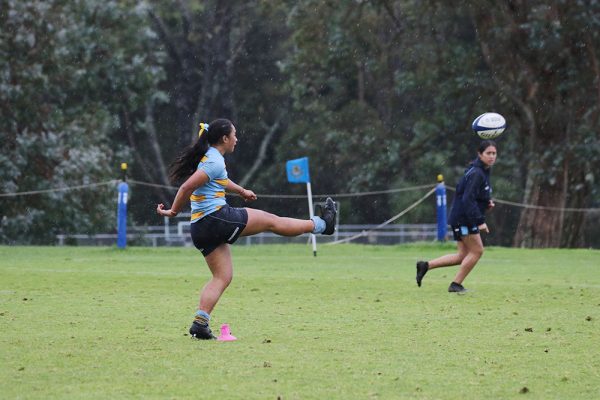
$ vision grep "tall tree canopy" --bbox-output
[1,0,598,247]
[469,0,600,247]
[0,0,162,243]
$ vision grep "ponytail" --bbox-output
[168,118,234,183]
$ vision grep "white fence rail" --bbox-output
[56,222,446,247]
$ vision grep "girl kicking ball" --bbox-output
[157,119,337,339]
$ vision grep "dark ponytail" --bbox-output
[169,118,234,183]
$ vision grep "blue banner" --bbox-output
[286,157,310,183]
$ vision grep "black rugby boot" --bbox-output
[448,282,468,293]
[320,197,337,235]
[416,261,429,287]
[189,320,216,340]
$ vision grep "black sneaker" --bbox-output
[320,197,337,235]
[448,282,467,293]
[189,320,216,340]
[416,261,429,287]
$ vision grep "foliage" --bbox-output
[468,0,600,246]
[0,0,162,243]
[123,1,295,224]
[255,1,519,228]
[1,0,598,246]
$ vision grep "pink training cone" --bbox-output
[217,324,237,341]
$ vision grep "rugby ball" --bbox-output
[472,112,506,139]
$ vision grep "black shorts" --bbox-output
[451,224,480,241]
[190,205,248,256]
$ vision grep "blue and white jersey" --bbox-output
[190,147,229,223]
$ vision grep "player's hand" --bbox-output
[240,189,257,202]
[156,203,178,217]
[478,223,490,234]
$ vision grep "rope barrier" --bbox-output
[128,179,178,191]
[127,179,436,198]
[327,187,438,245]
[445,186,600,213]
[0,180,119,197]
[493,198,600,212]
[2,178,598,213]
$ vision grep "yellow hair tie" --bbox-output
[198,122,208,137]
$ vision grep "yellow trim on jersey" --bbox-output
[214,191,225,198]
[214,178,229,186]
[200,155,208,163]
[191,211,204,221]
[190,194,206,202]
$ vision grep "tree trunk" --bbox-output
[238,119,280,187]
[513,176,566,248]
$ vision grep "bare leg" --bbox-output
[197,209,314,315]
[428,241,468,269]
[198,243,233,315]
[240,208,314,237]
[452,234,484,284]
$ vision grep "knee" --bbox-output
[256,210,278,230]
[471,247,484,258]
[265,212,281,230]
[214,271,233,288]
[220,274,233,288]
[222,272,233,287]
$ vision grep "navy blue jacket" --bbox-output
[448,158,492,227]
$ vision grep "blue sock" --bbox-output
[311,216,326,234]
[195,310,210,324]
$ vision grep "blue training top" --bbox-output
[448,157,492,228]
[190,147,229,223]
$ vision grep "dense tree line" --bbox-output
[1,0,599,247]
[0,0,162,243]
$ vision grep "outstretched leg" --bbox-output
[241,198,337,237]
[416,242,467,287]
[241,208,314,237]
[428,241,468,269]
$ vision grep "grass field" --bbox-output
[1,244,599,399]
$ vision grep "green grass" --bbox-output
[1,244,599,399]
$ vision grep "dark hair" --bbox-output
[169,118,233,183]
[478,140,497,154]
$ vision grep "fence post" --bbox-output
[435,174,447,241]
[117,163,129,249]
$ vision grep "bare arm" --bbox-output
[156,169,210,217]
[227,179,257,202]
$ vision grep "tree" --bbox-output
[268,0,599,247]
[470,0,600,247]
[256,0,504,226]
[126,0,294,223]
[0,0,162,243]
